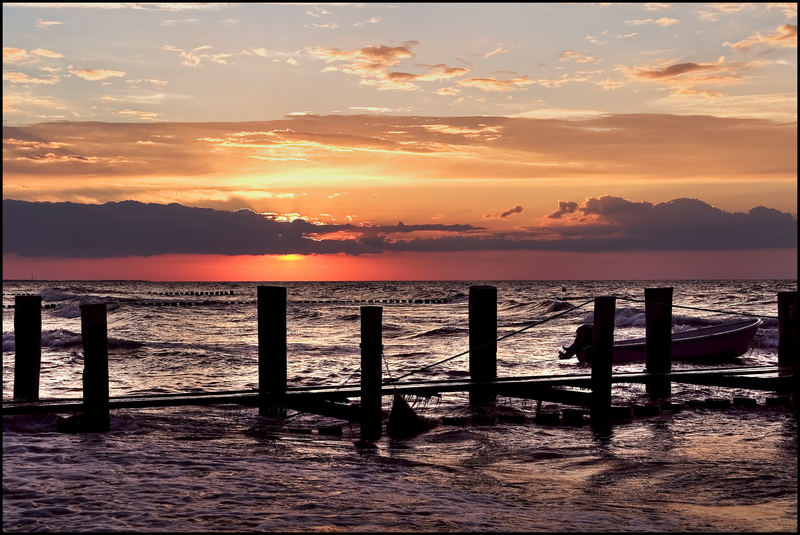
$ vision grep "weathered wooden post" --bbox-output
[590,296,616,425]
[13,295,42,401]
[777,290,798,374]
[361,305,382,441]
[80,303,109,432]
[469,285,497,404]
[645,287,673,399]
[258,285,287,417]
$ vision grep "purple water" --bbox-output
[3,280,797,531]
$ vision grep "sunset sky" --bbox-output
[2,2,797,280]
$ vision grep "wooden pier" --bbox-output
[3,286,797,436]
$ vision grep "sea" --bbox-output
[2,279,797,532]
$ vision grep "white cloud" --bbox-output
[71,69,126,81]
[118,109,162,120]
[354,16,380,27]
[34,18,62,28]
[483,46,510,59]
[625,17,678,27]
[160,18,199,26]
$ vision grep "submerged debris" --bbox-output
[386,394,438,439]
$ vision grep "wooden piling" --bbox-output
[590,296,616,424]
[645,287,673,399]
[80,303,109,432]
[360,305,382,441]
[469,285,497,404]
[13,295,42,401]
[777,291,798,371]
[258,286,287,417]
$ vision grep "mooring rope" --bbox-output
[335,365,362,392]
[382,351,394,382]
[383,297,596,385]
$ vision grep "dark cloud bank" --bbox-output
[2,198,796,258]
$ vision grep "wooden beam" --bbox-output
[3,366,789,416]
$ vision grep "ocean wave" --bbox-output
[543,299,575,313]
[671,314,722,328]
[52,304,82,319]
[43,329,84,349]
[51,301,120,319]
[580,308,740,329]
[3,328,145,352]
[108,337,145,350]
[753,331,779,349]
[412,326,469,338]
[2,329,82,351]
[3,331,16,352]
[446,292,467,303]
[39,288,78,302]
[581,307,646,327]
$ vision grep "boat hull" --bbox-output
[576,318,762,364]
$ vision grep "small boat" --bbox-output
[559,318,762,364]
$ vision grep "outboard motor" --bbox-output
[558,324,593,360]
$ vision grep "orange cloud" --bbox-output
[16,152,98,164]
[163,45,203,67]
[360,77,420,91]
[594,78,623,91]
[31,48,63,58]
[628,61,721,79]
[644,3,673,11]
[2,114,794,193]
[407,64,469,81]
[118,109,162,120]
[209,53,233,64]
[126,78,170,87]
[4,138,65,150]
[482,46,509,58]
[558,50,598,64]
[71,69,126,81]
[3,93,68,114]
[725,24,797,51]
[307,42,469,92]
[3,46,63,62]
[484,205,523,219]
[619,57,760,96]
[3,47,29,62]
[307,43,416,71]
[696,3,756,21]
[625,17,678,26]
[419,123,503,141]
[456,76,534,92]
[767,3,797,19]
[435,87,460,96]
[3,71,60,86]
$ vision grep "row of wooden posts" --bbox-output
[9,287,799,438]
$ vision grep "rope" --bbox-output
[335,365,361,392]
[382,351,394,382]
[275,367,360,424]
[384,297,596,385]
[614,296,779,320]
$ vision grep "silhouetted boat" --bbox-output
[564,318,762,364]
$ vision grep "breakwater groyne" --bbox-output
[4,286,797,439]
